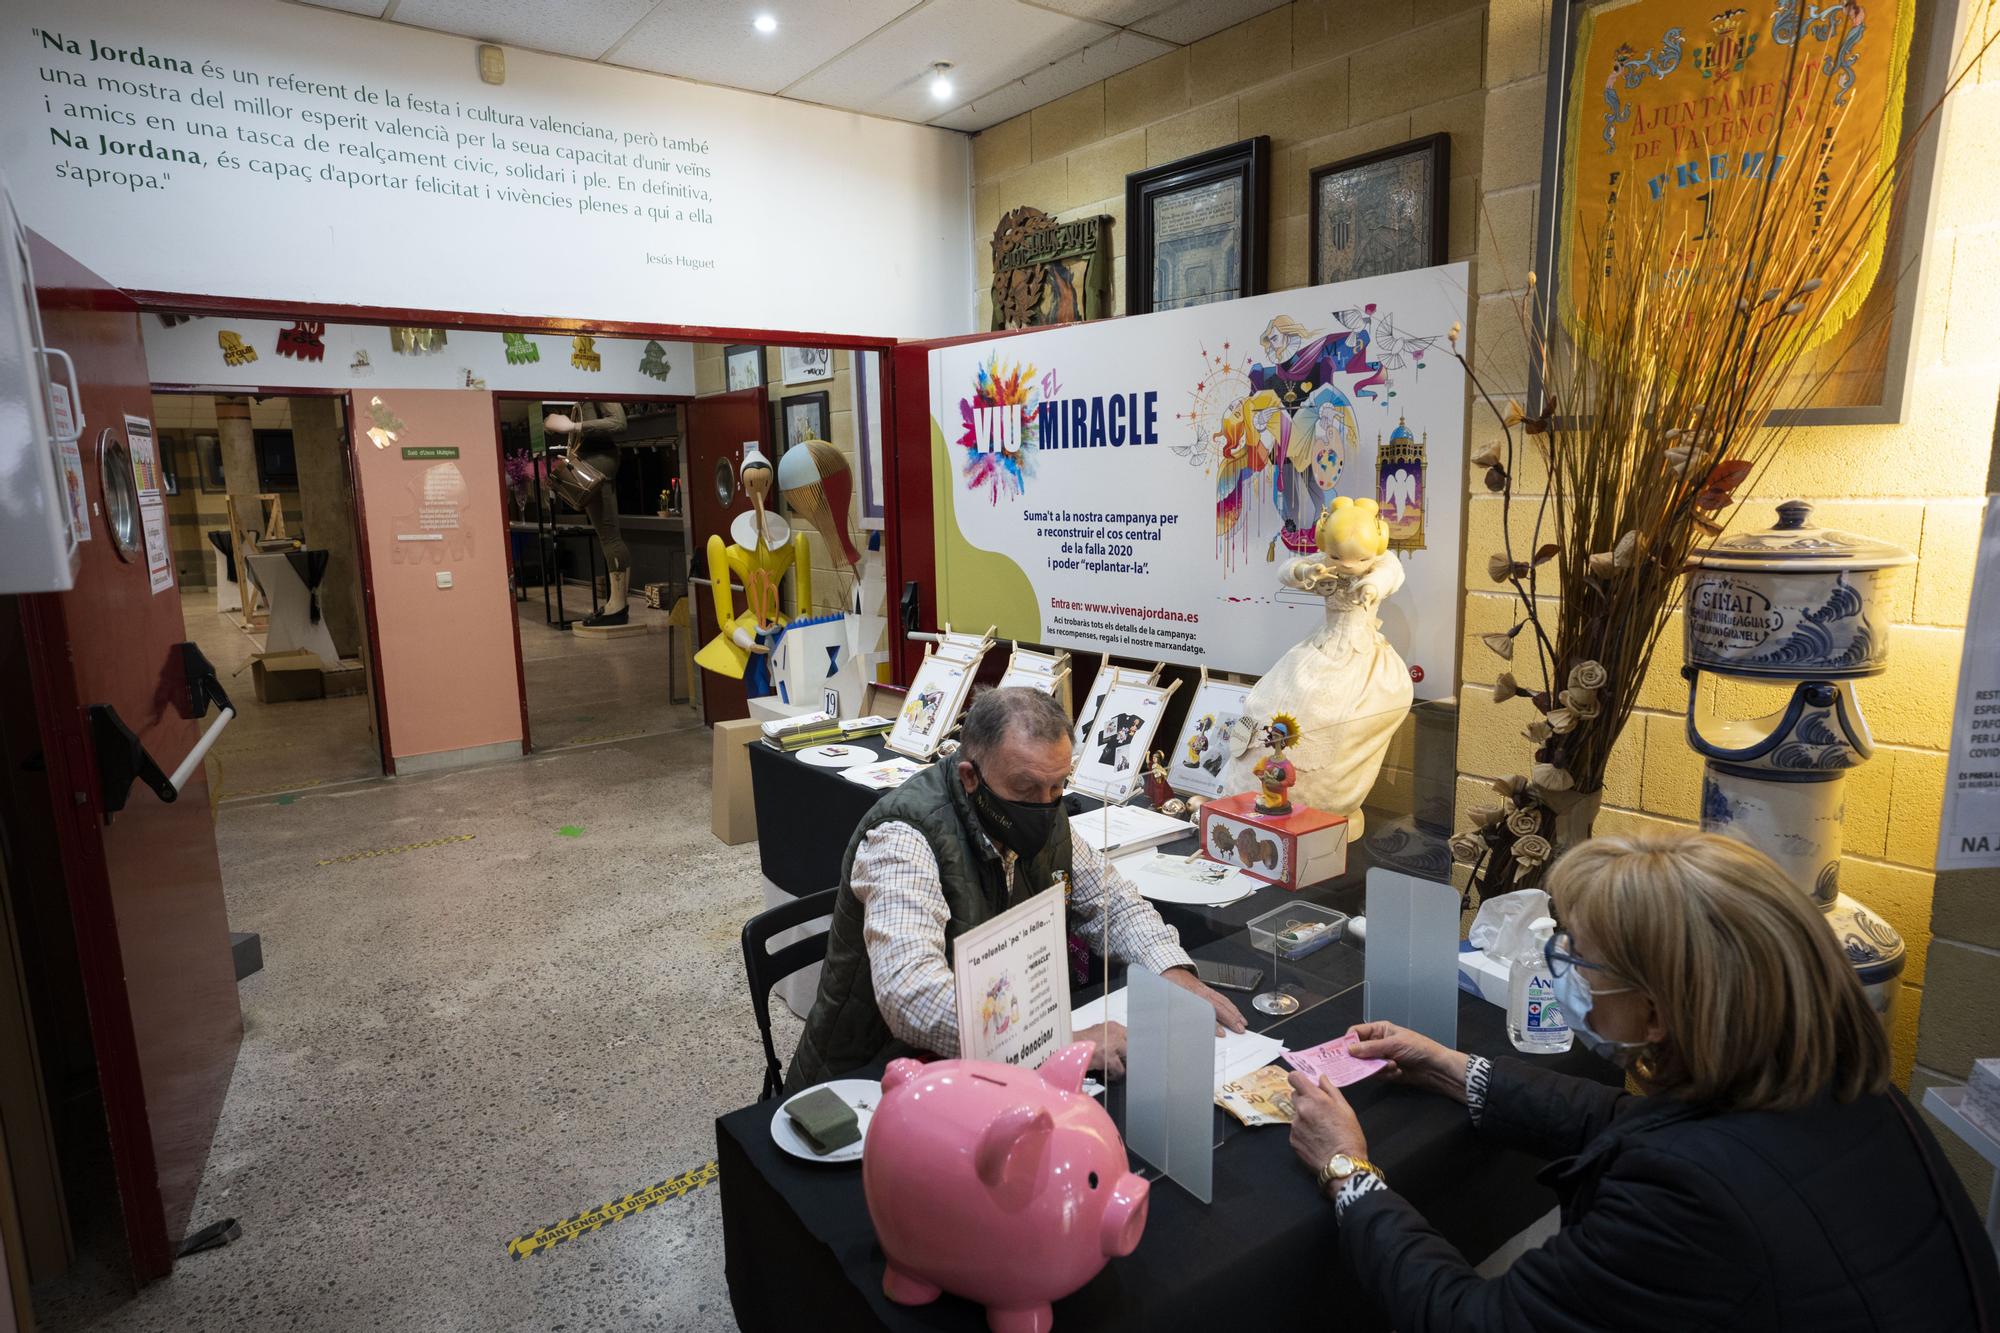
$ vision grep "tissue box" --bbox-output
[1457,942,1510,1008]
[1198,794,1347,889]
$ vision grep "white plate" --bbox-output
[771,1079,880,1164]
[794,744,877,769]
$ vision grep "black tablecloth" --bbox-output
[718,989,1620,1332]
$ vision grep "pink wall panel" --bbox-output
[347,389,520,763]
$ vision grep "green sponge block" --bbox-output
[786,1087,860,1155]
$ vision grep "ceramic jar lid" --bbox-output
[1692,500,1915,573]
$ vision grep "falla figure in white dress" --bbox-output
[1222,497,1413,838]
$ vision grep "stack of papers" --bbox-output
[1113,850,1257,907]
[1074,804,1193,858]
[1070,987,1286,1092]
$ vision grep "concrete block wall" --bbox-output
[967,0,1489,328]
[1458,0,2000,1190]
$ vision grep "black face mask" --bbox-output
[967,762,1062,859]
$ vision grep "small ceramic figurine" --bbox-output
[1143,750,1174,810]
[1251,713,1302,817]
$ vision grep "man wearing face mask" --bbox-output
[785,687,1245,1092]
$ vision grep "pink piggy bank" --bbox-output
[862,1041,1150,1333]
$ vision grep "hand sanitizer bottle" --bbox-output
[1508,916,1573,1054]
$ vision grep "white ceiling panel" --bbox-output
[1022,0,1170,23]
[385,0,660,60]
[1131,0,1289,44]
[783,0,1107,123]
[928,26,1171,131]
[295,0,391,15]
[609,0,924,94]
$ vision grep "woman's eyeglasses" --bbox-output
[1543,929,1623,982]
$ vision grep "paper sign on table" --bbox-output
[1283,1035,1389,1088]
[953,886,1070,1069]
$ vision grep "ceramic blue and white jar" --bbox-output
[1685,500,1915,679]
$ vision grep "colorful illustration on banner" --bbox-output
[571,335,602,372]
[218,330,257,366]
[1377,415,1427,550]
[956,355,1041,502]
[276,321,325,362]
[502,332,541,365]
[639,340,673,381]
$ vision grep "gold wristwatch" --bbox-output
[1317,1152,1384,1194]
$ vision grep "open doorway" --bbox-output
[153,392,383,795]
[495,394,700,750]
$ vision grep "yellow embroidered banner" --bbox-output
[1556,0,1914,408]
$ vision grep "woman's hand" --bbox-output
[1288,1072,1369,1193]
[1345,1021,1473,1103]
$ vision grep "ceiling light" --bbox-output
[929,62,954,101]
[753,13,777,34]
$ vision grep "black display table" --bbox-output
[717,987,1619,1332]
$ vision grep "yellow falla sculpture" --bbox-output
[694,442,812,696]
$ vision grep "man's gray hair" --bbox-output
[959,686,1072,762]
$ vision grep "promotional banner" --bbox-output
[929,264,1469,699]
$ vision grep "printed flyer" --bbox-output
[929,264,1468,700]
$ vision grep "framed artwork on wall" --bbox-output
[195,433,226,493]
[1533,0,1951,425]
[776,390,830,451]
[158,431,182,496]
[852,349,885,530]
[724,344,765,390]
[1124,137,1270,316]
[780,346,833,384]
[1309,134,1449,286]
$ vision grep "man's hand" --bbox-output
[1344,1021,1472,1102]
[1163,966,1249,1035]
[1287,1072,1370,1195]
[1075,1021,1127,1080]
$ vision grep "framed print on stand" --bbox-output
[724,344,765,391]
[1168,673,1256,799]
[1531,0,1951,425]
[1072,656,1162,750]
[1072,679,1176,803]
[1125,137,1270,316]
[1309,133,1449,285]
[886,648,980,761]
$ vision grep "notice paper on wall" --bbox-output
[1937,496,2000,870]
[124,415,173,594]
[952,886,1070,1069]
[50,383,89,542]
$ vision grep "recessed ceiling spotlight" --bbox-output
[753,13,778,34]
[929,62,954,101]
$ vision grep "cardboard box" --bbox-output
[252,650,325,704]
[711,717,764,846]
[321,660,369,698]
[1197,793,1347,889]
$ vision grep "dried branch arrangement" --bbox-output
[1450,14,1992,895]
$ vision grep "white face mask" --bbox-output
[1550,967,1646,1065]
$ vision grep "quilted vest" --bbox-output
[784,758,1072,1092]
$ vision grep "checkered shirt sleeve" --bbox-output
[849,819,1194,1059]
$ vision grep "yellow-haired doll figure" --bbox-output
[1221,495,1413,836]
[693,443,812,696]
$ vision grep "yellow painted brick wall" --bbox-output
[1463,0,2000,1106]
[968,0,1490,327]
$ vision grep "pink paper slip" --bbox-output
[1283,1036,1389,1087]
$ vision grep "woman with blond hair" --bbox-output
[1289,831,1998,1331]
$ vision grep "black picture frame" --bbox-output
[775,390,830,453]
[195,433,226,493]
[1530,0,1955,425]
[724,343,765,391]
[158,431,181,496]
[1124,136,1269,316]
[1308,133,1449,286]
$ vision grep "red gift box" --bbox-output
[1198,793,1348,890]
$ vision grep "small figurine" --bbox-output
[1143,750,1173,810]
[1252,712,1302,817]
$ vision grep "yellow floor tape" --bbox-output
[505,1160,719,1260]
[315,833,476,866]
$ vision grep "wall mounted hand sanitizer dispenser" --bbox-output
[0,172,82,593]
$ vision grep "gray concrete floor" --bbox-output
[35,725,794,1332]
[517,590,697,752]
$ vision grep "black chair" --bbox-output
[742,888,838,1102]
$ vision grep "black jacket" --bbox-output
[1341,1059,2000,1331]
